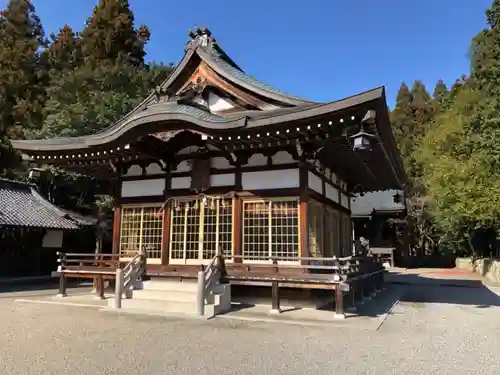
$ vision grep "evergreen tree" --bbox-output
[80,0,150,66]
[48,25,82,71]
[433,80,448,105]
[0,0,46,173]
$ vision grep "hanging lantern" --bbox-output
[194,200,199,210]
[202,196,207,206]
[221,200,226,208]
[210,199,216,210]
[349,131,377,152]
[184,202,190,210]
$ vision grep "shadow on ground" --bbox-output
[0,279,93,298]
[387,271,500,308]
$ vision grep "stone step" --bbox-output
[109,298,216,318]
[132,289,197,303]
[142,279,198,293]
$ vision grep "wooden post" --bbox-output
[58,274,67,297]
[57,253,67,297]
[96,275,105,300]
[334,284,346,319]
[197,270,205,316]
[114,268,123,309]
[270,281,281,314]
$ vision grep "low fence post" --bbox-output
[114,268,123,309]
[270,281,281,314]
[334,284,346,319]
[57,253,67,297]
[197,270,205,316]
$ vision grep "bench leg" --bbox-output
[334,285,346,320]
[95,276,105,300]
[270,281,281,314]
[57,274,67,297]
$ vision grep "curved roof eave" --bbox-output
[11,107,248,152]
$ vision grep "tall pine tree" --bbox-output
[48,25,82,71]
[80,0,150,66]
[0,0,46,174]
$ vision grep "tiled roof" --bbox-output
[0,179,94,230]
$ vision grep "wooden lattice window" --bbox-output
[340,213,353,256]
[242,198,299,262]
[308,200,324,257]
[170,198,233,263]
[120,205,164,262]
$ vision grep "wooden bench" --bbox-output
[220,255,385,319]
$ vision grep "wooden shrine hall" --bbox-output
[11,27,406,282]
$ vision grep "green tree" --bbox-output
[0,0,47,138]
[37,62,172,139]
[48,25,83,71]
[433,79,449,106]
[80,0,150,66]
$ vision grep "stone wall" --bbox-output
[456,257,500,284]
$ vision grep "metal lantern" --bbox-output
[349,131,377,152]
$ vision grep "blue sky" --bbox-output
[1,0,493,107]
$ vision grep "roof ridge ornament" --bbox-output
[186,26,214,51]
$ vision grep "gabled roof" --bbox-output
[0,179,94,230]
[159,26,313,106]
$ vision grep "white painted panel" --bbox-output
[341,193,350,208]
[123,164,142,177]
[211,157,232,169]
[242,169,299,190]
[121,179,165,197]
[325,183,339,203]
[42,230,63,248]
[351,189,405,217]
[272,151,295,165]
[208,92,234,112]
[176,160,191,173]
[308,172,323,194]
[210,173,235,187]
[171,177,191,190]
[247,154,267,167]
[145,163,163,175]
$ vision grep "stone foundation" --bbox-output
[456,257,500,284]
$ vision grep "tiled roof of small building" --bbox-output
[0,179,94,230]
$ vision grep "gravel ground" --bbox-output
[0,284,499,375]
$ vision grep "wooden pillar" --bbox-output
[161,201,171,265]
[111,205,121,255]
[233,195,242,263]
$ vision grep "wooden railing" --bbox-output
[56,252,120,298]
[196,251,227,316]
[218,254,386,319]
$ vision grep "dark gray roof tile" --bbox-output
[0,179,94,230]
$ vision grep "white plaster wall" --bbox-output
[176,160,192,173]
[211,157,232,169]
[210,173,235,187]
[123,164,142,177]
[246,154,268,167]
[325,183,339,203]
[272,151,295,165]
[208,92,234,112]
[171,176,191,190]
[242,169,300,190]
[308,172,323,194]
[121,179,165,197]
[351,189,405,216]
[341,193,350,209]
[42,230,63,248]
[145,163,164,175]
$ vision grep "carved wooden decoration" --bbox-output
[190,158,211,193]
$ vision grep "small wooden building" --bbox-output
[0,179,95,277]
[11,27,406,278]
